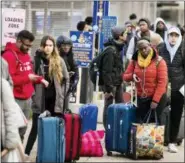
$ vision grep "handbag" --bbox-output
[15,104,28,128]
[129,109,165,160]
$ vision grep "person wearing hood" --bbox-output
[56,35,79,109]
[102,26,126,128]
[123,38,168,123]
[2,30,48,141]
[126,18,163,60]
[153,17,168,41]
[25,35,69,156]
[158,27,185,153]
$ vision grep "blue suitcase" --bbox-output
[105,103,136,155]
[37,117,65,162]
[79,104,98,134]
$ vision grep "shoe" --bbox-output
[168,143,178,153]
[24,154,30,162]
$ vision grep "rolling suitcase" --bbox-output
[79,104,98,134]
[37,117,65,163]
[64,113,81,162]
[105,103,136,155]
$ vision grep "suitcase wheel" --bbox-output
[177,140,183,146]
[107,151,113,156]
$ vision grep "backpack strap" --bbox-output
[156,56,162,67]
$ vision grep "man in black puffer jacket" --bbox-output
[102,26,126,128]
[158,26,185,153]
[56,35,79,107]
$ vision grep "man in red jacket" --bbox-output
[3,30,48,141]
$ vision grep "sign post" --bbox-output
[70,31,95,103]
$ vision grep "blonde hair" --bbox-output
[40,36,63,83]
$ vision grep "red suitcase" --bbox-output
[64,113,81,162]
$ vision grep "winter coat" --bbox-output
[2,42,43,99]
[1,78,20,149]
[123,48,168,103]
[32,50,70,114]
[153,17,168,41]
[1,57,13,87]
[60,50,79,90]
[158,42,185,91]
[102,38,124,93]
[126,30,163,60]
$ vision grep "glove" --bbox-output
[39,110,51,118]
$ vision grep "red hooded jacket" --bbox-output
[3,42,43,99]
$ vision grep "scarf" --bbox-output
[138,49,154,68]
[165,27,182,63]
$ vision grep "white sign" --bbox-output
[2,8,26,46]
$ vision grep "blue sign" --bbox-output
[93,1,109,27]
[102,16,117,44]
[70,31,94,68]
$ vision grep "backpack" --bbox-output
[89,46,116,85]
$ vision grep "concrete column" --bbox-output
[43,2,48,35]
[25,2,32,31]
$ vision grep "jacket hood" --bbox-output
[5,42,23,54]
[154,17,167,32]
[132,47,159,61]
[104,37,124,51]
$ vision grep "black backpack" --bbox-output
[89,46,116,86]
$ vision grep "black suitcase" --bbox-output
[160,106,170,146]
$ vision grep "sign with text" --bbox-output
[2,8,26,46]
[102,16,117,44]
[70,31,95,68]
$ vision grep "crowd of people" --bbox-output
[1,13,184,162]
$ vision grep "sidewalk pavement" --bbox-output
[24,120,184,162]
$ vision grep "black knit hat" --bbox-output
[138,18,151,28]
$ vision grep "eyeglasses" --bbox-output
[21,40,33,48]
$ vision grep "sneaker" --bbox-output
[168,143,178,153]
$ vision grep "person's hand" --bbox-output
[133,74,140,82]
[150,101,158,109]
[41,79,49,87]
[69,71,75,77]
[28,74,40,82]
[104,92,113,99]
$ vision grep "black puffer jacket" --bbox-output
[102,38,124,93]
[60,49,79,90]
[159,42,185,91]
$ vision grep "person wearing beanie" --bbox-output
[102,26,126,128]
[153,17,168,41]
[158,26,184,153]
[126,18,163,60]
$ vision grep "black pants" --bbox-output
[25,113,39,155]
[136,94,168,124]
[103,85,123,128]
[170,90,184,143]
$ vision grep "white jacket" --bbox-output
[1,78,20,149]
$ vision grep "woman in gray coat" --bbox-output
[1,78,20,153]
[25,35,70,155]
